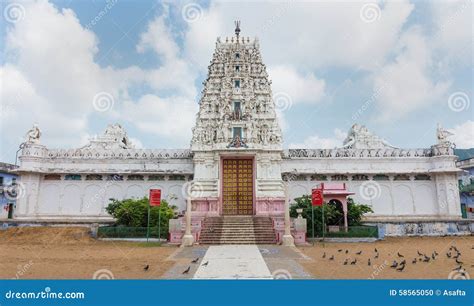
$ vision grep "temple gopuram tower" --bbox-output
[190,21,285,217]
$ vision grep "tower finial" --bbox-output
[234,20,241,38]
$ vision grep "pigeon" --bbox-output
[455,258,463,264]
[345,250,349,254]
[423,256,430,262]
[446,252,452,258]
[202,261,209,267]
[412,258,417,264]
[356,251,362,255]
[322,252,326,259]
[182,266,191,274]
[390,261,398,268]
[374,248,378,253]
[329,255,335,260]
[396,264,405,272]
[144,265,149,271]
[431,253,436,260]
[368,258,371,266]
[397,252,404,258]
[433,251,438,256]
[453,265,463,271]
[417,250,423,256]
[338,249,343,252]
[343,259,348,265]
[191,257,199,264]
[374,253,379,259]
[350,259,357,265]
[400,259,406,265]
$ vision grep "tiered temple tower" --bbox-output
[190,22,285,217]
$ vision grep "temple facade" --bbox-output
[12,26,466,239]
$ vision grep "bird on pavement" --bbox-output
[322,252,326,259]
[423,256,430,262]
[345,250,349,254]
[431,253,436,260]
[374,253,379,259]
[390,261,398,268]
[412,258,417,264]
[453,265,463,271]
[343,259,348,265]
[400,259,406,265]
[446,252,452,258]
[338,249,342,252]
[368,258,371,266]
[182,266,191,274]
[144,265,149,271]
[350,259,357,265]
[329,255,335,260]
[455,258,463,265]
[356,251,362,255]
[374,248,378,253]
[397,252,404,258]
[191,257,199,264]
[202,261,209,267]
[417,250,423,256]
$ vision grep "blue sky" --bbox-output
[0,0,472,163]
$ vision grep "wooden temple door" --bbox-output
[222,158,254,215]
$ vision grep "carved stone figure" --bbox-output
[436,123,454,145]
[25,124,41,144]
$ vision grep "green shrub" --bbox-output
[289,195,373,236]
[105,197,177,238]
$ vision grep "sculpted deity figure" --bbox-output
[436,123,454,145]
[25,124,41,144]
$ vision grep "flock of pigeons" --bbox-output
[322,245,469,274]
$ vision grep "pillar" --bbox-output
[181,197,194,247]
[281,183,295,246]
[342,198,348,232]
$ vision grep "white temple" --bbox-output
[14,24,466,238]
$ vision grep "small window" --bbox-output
[0,176,3,185]
[86,174,103,181]
[65,174,81,181]
[394,174,410,181]
[44,174,61,180]
[415,174,431,181]
[128,175,144,181]
[234,80,240,88]
[107,174,123,181]
[148,175,165,181]
[331,175,348,181]
[169,175,185,181]
[235,65,240,72]
[352,174,369,181]
[233,127,242,139]
[11,178,17,185]
[311,174,327,181]
[373,174,389,181]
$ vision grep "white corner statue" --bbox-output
[25,124,41,144]
[436,123,454,145]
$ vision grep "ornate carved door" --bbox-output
[222,159,254,215]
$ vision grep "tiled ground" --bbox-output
[162,244,312,279]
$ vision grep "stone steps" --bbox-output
[199,216,276,245]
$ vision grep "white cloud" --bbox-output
[268,65,325,105]
[449,120,474,149]
[289,128,346,149]
[372,27,451,120]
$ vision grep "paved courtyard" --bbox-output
[162,245,311,280]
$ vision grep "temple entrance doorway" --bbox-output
[222,158,254,215]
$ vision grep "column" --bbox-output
[181,196,194,247]
[282,183,295,246]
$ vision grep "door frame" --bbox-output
[219,154,256,216]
